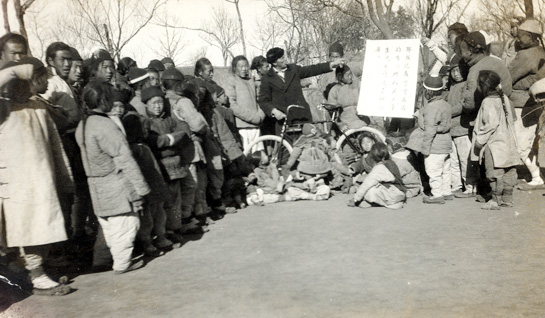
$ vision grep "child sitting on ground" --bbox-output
[347,143,406,209]
[346,131,379,193]
[471,70,518,210]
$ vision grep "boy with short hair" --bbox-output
[407,75,453,204]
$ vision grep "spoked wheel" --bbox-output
[336,126,387,159]
[243,135,293,166]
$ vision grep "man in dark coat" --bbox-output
[258,47,345,134]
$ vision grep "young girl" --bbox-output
[471,70,519,210]
[346,132,380,193]
[76,81,150,274]
[348,143,406,209]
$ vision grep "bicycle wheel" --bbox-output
[243,135,293,165]
[336,126,387,154]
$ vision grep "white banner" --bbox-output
[357,39,420,118]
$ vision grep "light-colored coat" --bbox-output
[224,74,265,129]
[327,78,366,130]
[0,99,72,247]
[471,95,519,167]
[406,97,452,155]
[76,114,150,217]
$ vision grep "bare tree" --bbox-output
[225,0,247,57]
[250,16,281,55]
[315,0,395,39]
[264,0,308,63]
[184,45,208,66]
[468,0,524,43]
[69,0,165,61]
[2,0,9,33]
[25,6,53,60]
[9,0,35,54]
[150,13,187,65]
[412,0,470,38]
[165,6,240,66]
[525,0,533,18]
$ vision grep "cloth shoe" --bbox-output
[143,243,163,257]
[481,200,500,210]
[500,190,514,207]
[114,259,144,274]
[154,236,173,249]
[423,196,445,204]
[454,190,475,198]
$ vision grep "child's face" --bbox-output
[146,96,164,116]
[217,93,228,106]
[109,101,125,118]
[361,137,375,153]
[451,66,463,82]
[148,71,160,87]
[31,72,49,95]
[341,70,353,85]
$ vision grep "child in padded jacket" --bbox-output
[471,70,519,210]
[76,81,149,274]
[140,86,195,241]
[406,75,452,204]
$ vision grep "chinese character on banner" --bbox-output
[358,39,420,118]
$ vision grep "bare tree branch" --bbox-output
[2,0,10,33]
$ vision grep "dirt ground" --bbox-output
[3,188,545,318]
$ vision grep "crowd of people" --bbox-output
[0,16,545,296]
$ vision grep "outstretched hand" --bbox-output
[329,59,347,70]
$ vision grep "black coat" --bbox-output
[258,62,332,132]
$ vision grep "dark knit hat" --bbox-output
[450,54,462,68]
[329,41,344,56]
[95,49,113,63]
[112,89,129,104]
[147,59,165,72]
[161,57,174,65]
[161,67,185,81]
[141,86,165,104]
[69,47,82,61]
[128,67,150,84]
[448,22,468,34]
[266,47,285,64]
[439,65,450,76]
[423,75,444,91]
[463,31,486,51]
